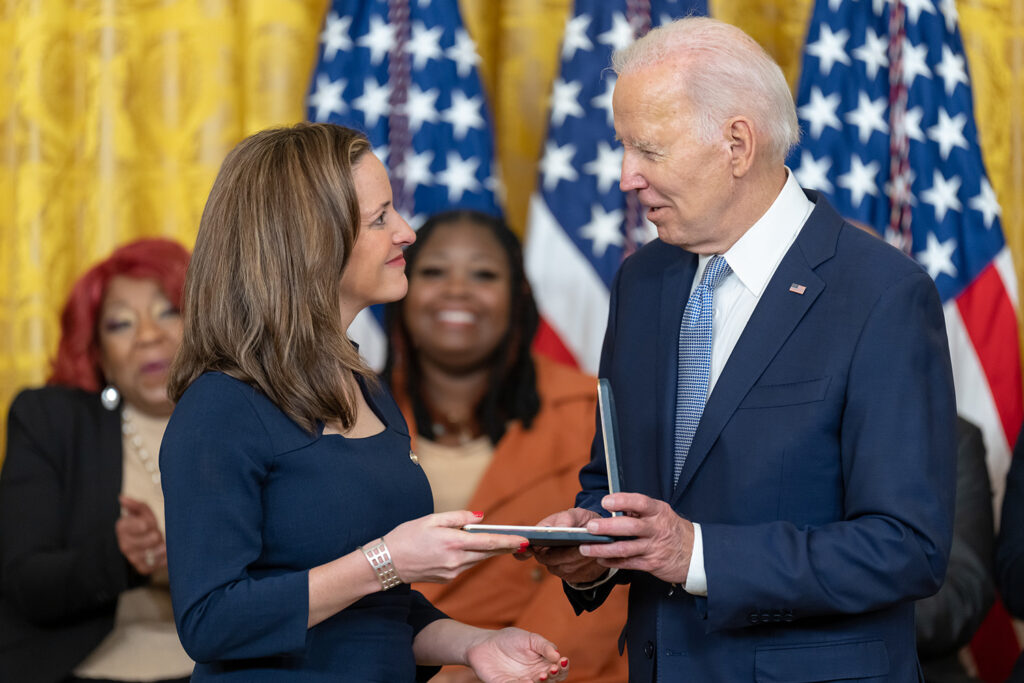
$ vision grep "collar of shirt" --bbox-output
[695,168,814,297]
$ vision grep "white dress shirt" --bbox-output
[684,169,814,595]
[570,171,813,597]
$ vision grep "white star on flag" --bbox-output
[935,44,968,96]
[550,78,585,127]
[938,0,958,32]
[540,141,579,191]
[968,178,1002,229]
[308,74,346,122]
[927,108,969,160]
[794,151,834,194]
[562,14,594,60]
[901,38,932,86]
[580,204,625,257]
[404,85,441,133]
[353,78,390,128]
[406,22,444,70]
[584,141,623,193]
[398,150,434,195]
[920,169,963,221]
[597,13,635,52]
[436,151,481,202]
[446,29,480,78]
[916,232,958,280]
[904,106,927,142]
[591,77,616,127]
[836,155,880,207]
[320,13,352,62]
[903,0,936,24]
[358,15,395,66]
[799,87,843,138]
[852,27,888,80]
[844,91,889,143]
[442,90,485,139]
[806,24,851,75]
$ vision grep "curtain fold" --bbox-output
[1,0,1021,461]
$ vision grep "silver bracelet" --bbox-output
[360,538,402,590]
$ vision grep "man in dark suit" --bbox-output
[531,16,957,682]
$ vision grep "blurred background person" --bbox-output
[997,428,1024,682]
[916,417,995,683]
[0,238,193,683]
[161,123,569,682]
[384,209,628,683]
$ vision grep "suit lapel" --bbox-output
[670,192,840,503]
[657,254,698,501]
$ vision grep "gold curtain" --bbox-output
[0,0,327,455]
[1,0,1022,459]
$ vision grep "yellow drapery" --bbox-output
[1,0,1022,460]
[0,0,328,454]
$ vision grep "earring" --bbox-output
[100,385,121,411]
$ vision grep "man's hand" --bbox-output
[525,508,607,584]
[579,493,695,585]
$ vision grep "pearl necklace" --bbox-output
[121,405,161,486]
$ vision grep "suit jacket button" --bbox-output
[761,612,772,623]
[748,612,759,624]
[644,641,655,659]
[783,610,794,623]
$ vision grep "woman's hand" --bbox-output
[115,495,166,575]
[384,510,527,584]
[466,627,569,683]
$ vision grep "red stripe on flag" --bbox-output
[532,317,580,369]
[970,599,1021,682]
[956,264,1024,446]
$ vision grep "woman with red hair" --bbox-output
[0,238,194,683]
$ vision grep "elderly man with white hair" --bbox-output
[530,16,956,682]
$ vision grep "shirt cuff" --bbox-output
[683,522,707,596]
[567,567,619,591]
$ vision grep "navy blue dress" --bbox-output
[160,372,445,681]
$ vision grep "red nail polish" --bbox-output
[518,542,530,553]
[472,511,484,517]
[560,658,569,667]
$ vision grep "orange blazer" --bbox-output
[395,355,629,683]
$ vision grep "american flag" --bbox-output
[524,0,707,374]
[788,0,1022,676]
[307,0,500,370]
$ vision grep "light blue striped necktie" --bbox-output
[673,254,732,486]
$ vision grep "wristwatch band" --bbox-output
[360,538,402,590]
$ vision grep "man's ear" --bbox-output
[724,116,755,178]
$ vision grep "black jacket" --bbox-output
[0,386,144,683]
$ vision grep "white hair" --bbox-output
[611,17,800,165]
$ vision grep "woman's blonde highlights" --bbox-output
[170,123,374,432]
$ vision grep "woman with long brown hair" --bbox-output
[160,123,569,682]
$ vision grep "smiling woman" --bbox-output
[0,238,194,683]
[159,122,569,683]
[383,210,629,683]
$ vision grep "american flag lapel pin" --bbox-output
[789,283,807,295]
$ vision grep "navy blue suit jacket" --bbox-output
[570,192,957,682]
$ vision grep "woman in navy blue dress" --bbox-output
[160,123,570,682]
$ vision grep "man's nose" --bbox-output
[620,153,647,192]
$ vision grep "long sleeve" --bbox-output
[0,389,135,625]
[701,269,956,630]
[160,377,309,663]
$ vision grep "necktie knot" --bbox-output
[700,255,731,291]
